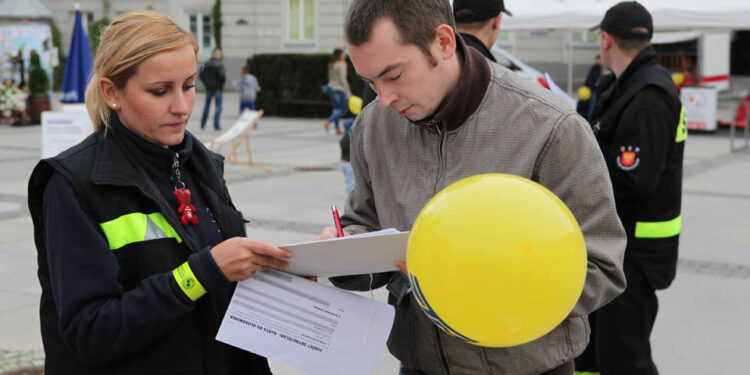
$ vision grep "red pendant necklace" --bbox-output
[172,153,198,226]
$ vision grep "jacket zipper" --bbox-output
[435,325,450,374]
[433,122,446,195]
[432,122,450,374]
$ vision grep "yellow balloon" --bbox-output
[406,174,587,347]
[348,95,363,115]
[672,72,685,86]
[577,86,592,101]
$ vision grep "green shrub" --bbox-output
[247,53,365,118]
[48,18,65,91]
[28,50,49,94]
[89,17,110,57]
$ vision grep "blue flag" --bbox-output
[60,9,93,103]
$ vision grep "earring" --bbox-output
[111,103,118,109]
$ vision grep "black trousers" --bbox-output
[575,260,659,375]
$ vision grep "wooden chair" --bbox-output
[200,109,269,171]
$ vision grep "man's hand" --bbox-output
[394,260,407,274]
[316,226,350,240]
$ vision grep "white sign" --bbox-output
[681,86,717,132]
[217,269,395,375]
[41,111,94,159]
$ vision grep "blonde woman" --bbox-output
[28,11,291,374]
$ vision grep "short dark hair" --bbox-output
[345,0,455,59]
[611,33,651,52]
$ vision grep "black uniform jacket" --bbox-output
[28,118,270,374]
[590,47,687,289]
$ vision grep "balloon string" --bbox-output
[362,273,376,347]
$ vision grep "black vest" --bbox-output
[28,128,269,374]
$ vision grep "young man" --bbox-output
[199,48,226,130]
[575,2,686,374]
[453,0,511,62]
[321,0,627,373]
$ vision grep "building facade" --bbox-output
[41,0,354,90]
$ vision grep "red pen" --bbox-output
[332,206,344,237]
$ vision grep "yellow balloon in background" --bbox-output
[577,86,592,101]
[406,174,587,348]
[348,95,363,115]
[672,72,685,86]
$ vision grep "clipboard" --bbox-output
[278,230,409,277]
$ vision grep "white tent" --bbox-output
[500,0,750,92]
[502,0,750,31]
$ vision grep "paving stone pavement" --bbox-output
[1,92,749,374]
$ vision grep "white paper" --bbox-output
[41,111,93,159]
[217,269,395,375]
[279,229,408,277]
[544,73,577,109]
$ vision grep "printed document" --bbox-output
[216,269,395,375]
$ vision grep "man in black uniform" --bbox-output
[575,2,687,374]
[452,0,512,62]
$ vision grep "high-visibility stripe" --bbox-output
[99,212,182,250]
[172,261,206,301]
[575,372,601,375]
[676,105,688,143]
[635,216,682,239]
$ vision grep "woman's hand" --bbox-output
[210,237,293,281]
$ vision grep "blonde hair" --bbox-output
[85,10,199,130]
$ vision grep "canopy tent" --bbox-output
[502,0,750,31]
[499,0,749,93]
[0,0,53,20]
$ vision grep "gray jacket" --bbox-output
[333,62,626,374]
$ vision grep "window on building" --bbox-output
[189,13,213,52]
[572,31,599,46]
[287,0,315,43]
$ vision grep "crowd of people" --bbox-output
[28,1,686,375]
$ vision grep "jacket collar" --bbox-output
[90,116,225,195]
[459,32,497,63]
[412,33,491,131]
[596,46,657,112]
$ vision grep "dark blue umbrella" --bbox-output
[60,9,93,103]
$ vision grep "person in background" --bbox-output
[237,64,261,129]
[575,2,686,374]
[27,10,292,374]
[324,48,350,135]
[318,0,627,374]
[199,48,225,130]
[577,54,602,121]
[453,0,513,62]
[339,86,376,194]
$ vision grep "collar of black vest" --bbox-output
[109,114,193,180]
[90,116,225,196]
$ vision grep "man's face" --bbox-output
[348,19,450,122]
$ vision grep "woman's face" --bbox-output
[114,45,197,148]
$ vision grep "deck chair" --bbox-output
[200,109,269,171]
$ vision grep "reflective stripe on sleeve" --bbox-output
[99,212,182,250]
[676,105,688,143]
[173,261,207,301]
[635,216,682,239]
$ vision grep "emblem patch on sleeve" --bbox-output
[617,146,640,171]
